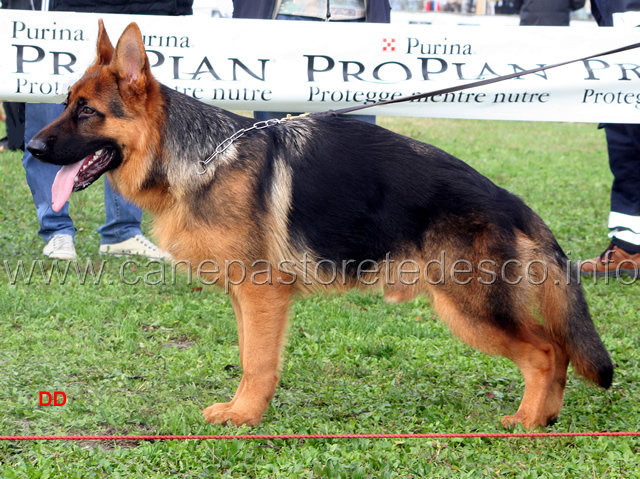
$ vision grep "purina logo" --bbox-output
[382,38,396,52]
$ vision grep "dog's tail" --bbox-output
[536,239,613,389]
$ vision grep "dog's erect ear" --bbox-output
[110,22,150,96]
[96,19,114,65]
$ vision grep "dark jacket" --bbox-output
[516,0,585,25]
[2,0,191,15]
[591,0,640,26]
[232,0,391,23]
[1,0,42,9]
[50,0,192,15]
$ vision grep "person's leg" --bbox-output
[579,123,640,277]
[254,111,288,122]
[22,103,76,243]
[98,176,143,245]
[98,177,168,259]
[254,111,375,126]
[346,113,376,124]
[3,101,25,150]
[606,123,640,253]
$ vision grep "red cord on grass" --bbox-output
[1,432,640,441]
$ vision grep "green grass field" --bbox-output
[0,116,639,478]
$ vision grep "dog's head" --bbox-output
[27,20,159,212]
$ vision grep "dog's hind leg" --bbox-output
[431,291,559,429]
[203,282,292,426]
[540,341,569,425]
[499,327,563,429]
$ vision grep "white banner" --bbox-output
[1,10,639,123]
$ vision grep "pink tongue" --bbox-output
[51,160,84,212]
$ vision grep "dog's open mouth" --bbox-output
[51,148,115,212]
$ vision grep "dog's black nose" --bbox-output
[26,138,49,159]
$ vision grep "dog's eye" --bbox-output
[81,106,96,115]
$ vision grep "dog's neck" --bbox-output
[160,85,253,163]
[119,85,264,212]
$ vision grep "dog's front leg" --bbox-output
[203,282,292,426]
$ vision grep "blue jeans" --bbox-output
[22,103,143,245]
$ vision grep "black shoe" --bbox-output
[0,136,21,152]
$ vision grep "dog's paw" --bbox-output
[202,403,263,426]
[500,412,540,430]
[203,402,233,422]
[501,414,521,429]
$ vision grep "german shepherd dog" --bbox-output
[27,21,613,429]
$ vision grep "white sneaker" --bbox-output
[99,234,170,260]
[43,234,77,261]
